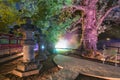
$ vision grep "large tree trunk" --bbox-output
[82,1,119,52]
[83,0,98,52]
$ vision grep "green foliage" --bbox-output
[0,0,74,42]
[0,2,18,24]
[0,22,9,33]
[45,18,73,43]
[19,0,38,17]
[0,2,19,33]
[32,0,73,43]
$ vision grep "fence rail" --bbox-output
[103,45,120,66]
[0,33,23,56]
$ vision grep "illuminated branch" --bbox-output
[67,18,82,32]
[70,27,80,33]
[97,5,120,28]
[63,5,85,14]
[82,0,98,7]
[72,5,86,12]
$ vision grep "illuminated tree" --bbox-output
[63,0,120,53]
[21,0,120,51]
[0,0,119,52]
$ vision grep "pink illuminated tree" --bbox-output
[64,0,120,53]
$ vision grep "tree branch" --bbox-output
[70,27,79,33]
[97,5,120,29]
[82,0,98,7]
[63,5,85,14]
[72,5,86,12]
[67,18,82,33]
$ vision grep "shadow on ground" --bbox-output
[75,73,106,80]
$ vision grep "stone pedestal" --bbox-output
[12,62,42,77]
[12,43,42,77]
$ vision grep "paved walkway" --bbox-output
[53,55,120,80]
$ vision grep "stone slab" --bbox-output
[12,64,42,77]
[12,69,39,77]
[53,54,120,80]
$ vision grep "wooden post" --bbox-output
[115,47,120,67]
[102,45,106,64]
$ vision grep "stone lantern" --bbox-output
[12,17,42,77]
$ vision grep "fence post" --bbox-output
[115,47,120,67]
[102,45,106,64]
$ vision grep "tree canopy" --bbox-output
[0,0,120,49]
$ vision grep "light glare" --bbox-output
[55,39,68,49]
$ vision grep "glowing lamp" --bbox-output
[106,38,110,41]
[41,45,45,50]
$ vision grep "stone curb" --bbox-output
[77,72,120,80]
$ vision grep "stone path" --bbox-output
[52,54,120,80]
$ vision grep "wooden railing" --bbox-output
[0,33,23,56]
[103,45,120,66]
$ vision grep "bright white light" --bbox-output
[55,39,68,49]
[41,45,45,50]
[21,52,23,55]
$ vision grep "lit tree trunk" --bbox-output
[83,0,98,52]
[66,0,119,53]
[70,0,98,52]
